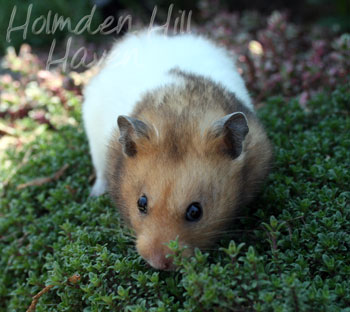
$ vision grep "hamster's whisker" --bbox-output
[206,215,261,223]
[204,221,259,230]
[197,230,255,240]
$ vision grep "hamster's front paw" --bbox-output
[89,178,107,197]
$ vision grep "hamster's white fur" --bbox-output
[83,29,253,196]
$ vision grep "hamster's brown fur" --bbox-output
[107,71,272,270]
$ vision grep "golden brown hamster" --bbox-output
[83,29,273,270]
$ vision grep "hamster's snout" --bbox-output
[136,235,177,270]
[147,253,174,271]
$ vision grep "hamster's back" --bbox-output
[103,30,251,107]
[84,30,252,132]
[83,29,254,196]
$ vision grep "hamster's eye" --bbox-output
[137,195,148,214]
[185,202,202,222]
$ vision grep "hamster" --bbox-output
[83,29,273,270]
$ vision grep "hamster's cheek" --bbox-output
[127,207,144,231]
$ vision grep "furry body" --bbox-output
[83,29,272,269]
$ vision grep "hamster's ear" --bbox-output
[117,115,150,157]
[207,112,249,159]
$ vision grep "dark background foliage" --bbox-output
[1,0,350,53]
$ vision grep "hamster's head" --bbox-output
[108,111,272,270]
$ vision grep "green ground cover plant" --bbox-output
[0,64,349,310]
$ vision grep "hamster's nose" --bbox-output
[148,253,174,270]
